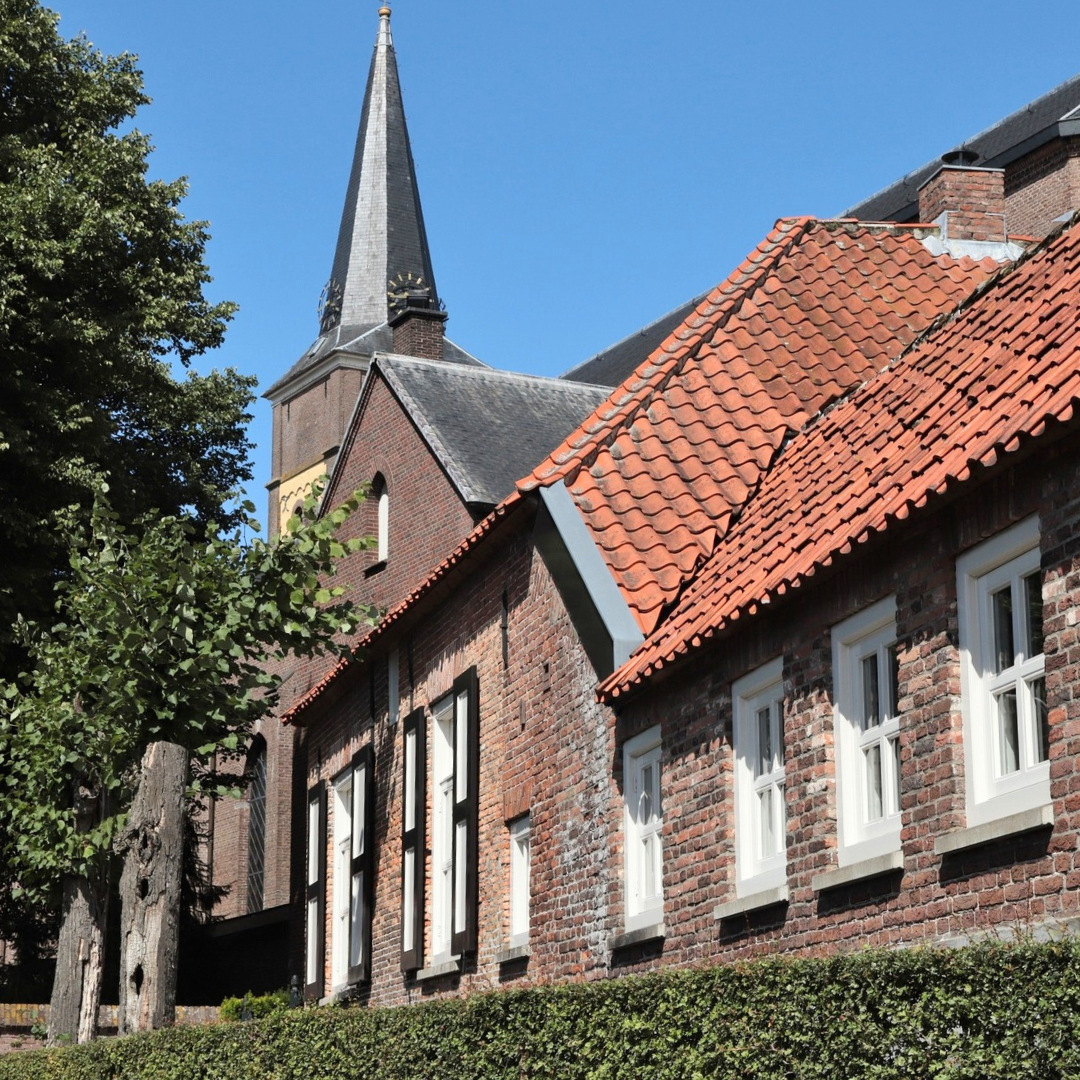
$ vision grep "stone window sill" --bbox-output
[934,803,1054,856]
[609,923,665,951]
[713,885,789,921]
[495,943,531,965]
[415,957,460,981]
[813,850,904,893]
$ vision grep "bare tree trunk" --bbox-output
[116,741,187,1036]
[48,872,108,1046]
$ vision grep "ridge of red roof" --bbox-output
[600,217,1080,701]
[523,218,1001,635]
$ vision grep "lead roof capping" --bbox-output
[842,71,1080,223]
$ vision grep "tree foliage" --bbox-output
[0,0,253,663]
[0,488,372,903]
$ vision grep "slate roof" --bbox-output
[328,356,611,511]
[843,73,1080,223]
[521,218,1001,634]
[603,215,1080,700]
[264,322,482,401]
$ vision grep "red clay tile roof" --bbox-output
[521,218,999,634]
[284,217,1005,726]
[600,217,1080,701]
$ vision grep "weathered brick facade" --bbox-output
[296,424,1080,1004]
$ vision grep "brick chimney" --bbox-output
[387,275,446,360]
[918,153,1006,243]
[390,304,447,360]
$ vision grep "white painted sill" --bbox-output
[415,957,461,981]
[714,885,789,921]
[934,803,1054,856]
[609,923,665,951]
[813,850,905,893]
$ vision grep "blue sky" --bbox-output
[53,0,1080,519]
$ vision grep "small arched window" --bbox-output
[376,478,389,563]
[246,737,268,913]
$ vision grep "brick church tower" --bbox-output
[263,5,474,536]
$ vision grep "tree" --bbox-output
[0,488,372,1043]
[0,0,253,670]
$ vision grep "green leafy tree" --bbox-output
[0,488,372,1043]
[0,0,253,667]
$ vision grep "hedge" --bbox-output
[3,939,1080,1079]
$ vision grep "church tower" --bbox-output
[264,6,471,534]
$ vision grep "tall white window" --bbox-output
[305,795,320,989]
[431,694,455,962]
[623,726,663,931]
[331,771,352,989]
[733,658,786,896]
[508,815,531,947]
[958,516,1049,826]
[377,487,389,562]
[833,598,902,865]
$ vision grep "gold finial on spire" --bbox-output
[379,6,391,16]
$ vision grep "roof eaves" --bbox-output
[283,493,532,726]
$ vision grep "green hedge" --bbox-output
[3,939,1080,1079]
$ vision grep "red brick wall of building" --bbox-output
[1005,136,1080,239]
[300,429,1080,1004]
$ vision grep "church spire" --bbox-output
[319,5,439,334]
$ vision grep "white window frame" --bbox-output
[305,794,321,989]
[958,516,1049,827]
[833,597,902,866]
[330,770,352,990]
[508,814,531,947]
[623,725,663,932]
[733,658,787,897]
[430,694,455,964]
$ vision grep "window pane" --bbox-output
[1025,572,1044,658]
[642,833,656,902]
[996,687,1020,775]
[352,767,365,860]
[1031,675,1049,764]
[756,706,772,776]
[888,644,900,720]
[307,799,320,886]
[402,849,414,953]
[306,897,318,984]
[889,735,901,816]
[865,742,883,821]
[774,699,785,768]
[992,585,1015,674]
[404,730,416,833]
[349,871,363,968]
[454,819,467,933]
[861,654,880,730]
[640,764,654,824]
[759,786,774,857]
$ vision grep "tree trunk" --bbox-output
[116,741,188,1036]
[48,872,108,1046]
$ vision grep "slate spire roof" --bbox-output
[265,7,470,401]
[324,6,439,333]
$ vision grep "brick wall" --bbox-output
[1005,135,1080,238]
[269,366,365,535]
[298,428,1080,1003]
[390,310,446,361]
[918,166,1006,242]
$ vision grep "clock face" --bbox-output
[318,278,343,332]
[387,271,431,312]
